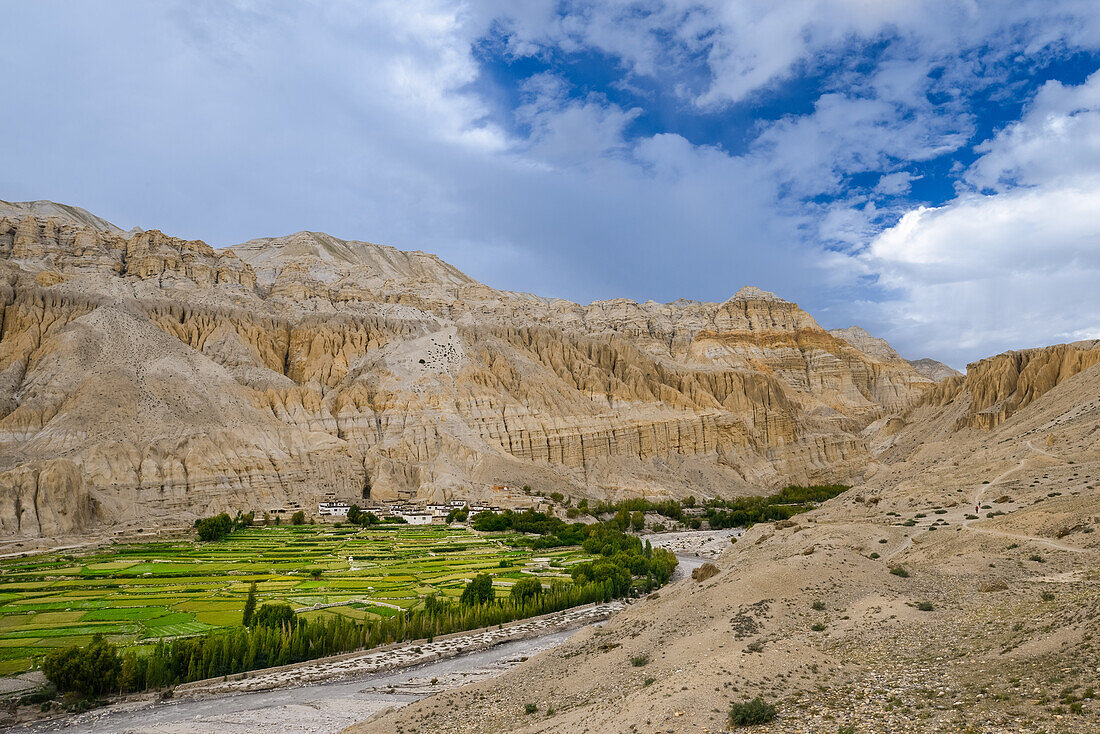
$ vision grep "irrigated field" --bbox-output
[0,525,587,675]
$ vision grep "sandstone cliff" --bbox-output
[0,202,943,537]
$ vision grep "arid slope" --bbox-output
[0,202,946,538]
[352,346,1100,733]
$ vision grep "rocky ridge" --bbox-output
[2,201,950,537]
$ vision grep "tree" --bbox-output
[43,634,121,697]
[251,602,296,629]
[347,504,362,525]
[195,512,235,541]
[460,573,495,606]
[291,510,306,525]
[242,581,257,626]
[630,511,645,532]
[510,577,542,603]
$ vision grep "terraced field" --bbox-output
[0,525,586,675]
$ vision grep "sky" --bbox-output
[2,1,1100,368]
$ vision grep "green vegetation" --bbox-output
[43,634,120,697]
[0,524,586,675]
[469,511,678,594]
[101,580,609,692]
[241,581,257,626]
[509,577,542,603]
[729,696,777,726]
[889,566,910,578]
[193,512,253,542]
[460,573,495,606]
[915,601,934,611]
[703,485,850,529]
[630,653,650,667]
[525,703,538,714]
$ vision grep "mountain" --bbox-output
[355,340,1100,733]
[830,325,961,381]
[2,202,940,538]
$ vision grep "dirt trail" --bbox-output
[884,439,1088,562]
[961,440,1087,553]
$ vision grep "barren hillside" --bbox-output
[0,203,946,538]
[351,344,1100,733]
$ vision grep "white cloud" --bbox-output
[966,71,1100,191]
[858,69,1100,366]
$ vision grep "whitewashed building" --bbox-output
[318,501,351,517]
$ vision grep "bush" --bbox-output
[691,563,720,582]
[630,653,650,667]
[43,634,121,697]
[915,601,934,611]
[524,703,538,714]
[810,622,826,632]
[1029,554,1045,563]
[461,573,495,606]
[889,566,910,578]
[728,697,777,726]
[811,600,826,611]
[1040,591,1055,601]
[291,511,306,525]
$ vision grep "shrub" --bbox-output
[811,600,826,611]
[915,601,934,611]
[691,563,720,582]
[1029,554,1045,563]
[524,703,538,714]
[728,697,777,726]
[1040,591,1055,601]
[811,622,826,632]
[889,566,910,578]
[630,653,650,667]
[291,511,306,525]
[868,552,880,559]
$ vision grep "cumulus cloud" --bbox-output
[858,74,1100,366]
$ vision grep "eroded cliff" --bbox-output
[0,204,943,536]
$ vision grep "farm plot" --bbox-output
[0,525,586,676]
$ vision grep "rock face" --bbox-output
[830,325,961,381]
[917,340,1100,430]
[0,203,941,537]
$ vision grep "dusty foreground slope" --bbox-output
[349,352,1100,733]
[1,201,953,538]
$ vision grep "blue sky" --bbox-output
[2,1,1100,368]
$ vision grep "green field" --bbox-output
[0,525,588,676]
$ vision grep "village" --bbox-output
[261,486,552,526]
